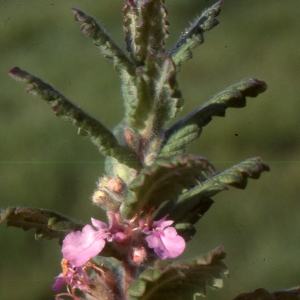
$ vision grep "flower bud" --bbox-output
[107,177,126,194]
[144,152,157,166]
[97,175,112,189]
[92,190,120,211]
[131,246,147,265]
[124,126,139,151]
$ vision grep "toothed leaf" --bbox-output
[126,71,153,131]
[127,247,228,300]
[137,0,168,61]
[233,287,300,300]
[122,0,168,63]
[0,207,84,243]
[169,0,223,69]
[8,67,138,170]
[121,154,215,219]
[128,54,183,134]
[160,78,267,157]
[72,7,147,142]
[72,8,134,75]
[122,1,139,55]
[150,54,183,131]
[168,157,270,236]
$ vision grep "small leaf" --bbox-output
[0,207,84,243]
[127,247,228,300]
[71,8,134,75]
[160,78,267,157]
[150,54,183,131]
[160,103,225,157]
[169,0,223,69]
[124,62,157,133]
[120,154,215,219]
[122,1,139,55]
[122,0,168,63]
[233,287,300,300]
[71,8,141,135]
[72,8,141,135]
[8,67,138,170]
[122,3,182,136]
[127,54,183,135]
[168,157,270,234]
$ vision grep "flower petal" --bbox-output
[146,225,185,259]
[159,227,185,258]
[62,224,107,266]
[146,231,163,253]
[52,266,90,292]
[155,220,174,230]
[91,218,108,231]
[52,274,65,292]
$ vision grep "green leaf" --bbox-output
[233,287,300,300]
[160,78,267,157]
[71,8,134,76]
[0,206,122,258]
[122,0,168,63]
[0,207,84,243]
[150,54,183,131]
[122,1,139,55]
[126,73,154,132]
[174,198,213,242]
[168,157,270,237]
[127,247,228,300]
[120,154,215,219]
[160,103,225,157]
[72,8,142,131]
[8,67,138,170]
[121,2,174,134]
[169,0,223,69]
[71,7,141,136]
[127,54,183,135]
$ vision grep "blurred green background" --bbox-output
[1,0,300,299]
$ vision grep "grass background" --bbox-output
[1,0,300,299]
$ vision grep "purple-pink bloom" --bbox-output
[144,218,186,260]
[52,265,89,292]
[62,218,110,266]
[52,274,67,292]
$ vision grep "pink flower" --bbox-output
[144,218,186,260]
[62,218,111,266]
[61,213,185,269]
[52,274,67,292]
[52,264,90,292]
